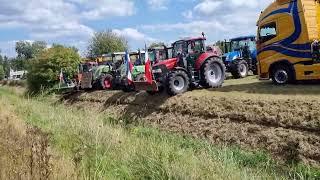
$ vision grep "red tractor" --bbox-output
[134,34,226,95]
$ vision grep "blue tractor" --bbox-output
[222,35,257,79]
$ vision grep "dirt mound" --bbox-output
[62,89,320,167]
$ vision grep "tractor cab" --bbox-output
[177,37,206,66]
[149,45,172,64]
[222,35,258,78]
[134,33,225,96]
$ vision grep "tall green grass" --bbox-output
[0,87,319,179]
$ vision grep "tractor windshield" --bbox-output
[187,40,205,54]
[149,48,168,63]
[230,38,256,52]
[172,41,186,57]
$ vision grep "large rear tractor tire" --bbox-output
[271,65,294,85]
[230,60,249,79]
[167,70,189,96]
[201,57,226,88]
[100,74,113,90]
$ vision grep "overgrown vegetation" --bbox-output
[0,86,319,179]
[26,45,80,94]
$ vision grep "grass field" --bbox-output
[1,76,320,179]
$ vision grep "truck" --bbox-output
[257,0,320,84]
[222,36,258,78]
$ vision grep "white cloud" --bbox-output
[112,28,156,42]
[147,0,169,10]
[77,0,135,20]
[182,10,193,19]
[142,0,274,42]
[0,0,136,56]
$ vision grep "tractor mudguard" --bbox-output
[173,67,188,73]
[153,58,178,71]
[195,53,220,70]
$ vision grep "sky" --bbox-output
[0,0,274,57]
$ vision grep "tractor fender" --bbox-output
[195,52,221,70]
[173,67,188,74]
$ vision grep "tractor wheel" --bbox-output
[271,65,293,85]
[201,57,226,88]
[100,74,113,90]
[252,69,258,75]
[230,60,249,79]
[167,70,189,96]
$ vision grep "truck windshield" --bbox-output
[231,39,256,52]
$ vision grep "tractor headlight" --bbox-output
[152,69,162,73]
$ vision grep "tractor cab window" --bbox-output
[82,64,92,72]
[173,41,186,57]
[259,22,277,43]
[230,38,256,52]
[188,40,204,54]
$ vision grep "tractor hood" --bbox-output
[153,58,178,70]
[132,65,145,77]
[223,51,241,62]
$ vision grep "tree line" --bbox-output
[0,29,133,94]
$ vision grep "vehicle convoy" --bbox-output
[222,36,258,78]
[257,0,320,84]
[134,34,226,96]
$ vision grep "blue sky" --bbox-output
[0,0,273,57]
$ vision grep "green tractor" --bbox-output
[77,52,126,90]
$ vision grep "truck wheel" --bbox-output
[167,70,189,96]
[100,74,113,90]
[271,65,293,85]
[231,60,248,79]
[201,57,225,88]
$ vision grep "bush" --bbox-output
[27,45,80,94]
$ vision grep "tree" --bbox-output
[0,52,3,65]
[149,42,166,49]
[27,45,81,94]
[87,30,128,57]
[16,40,47,59]
[2,56,10,78]
[0,65,4,80]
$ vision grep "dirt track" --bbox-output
[63,77,320,167]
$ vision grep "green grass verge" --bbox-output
[0,86,319,180]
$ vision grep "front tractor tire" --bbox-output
[201,57,226,88]
[271,65,293,85]
[231,60,249,79]
[167,70,189,96]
